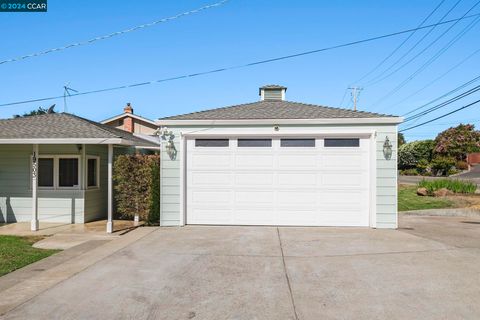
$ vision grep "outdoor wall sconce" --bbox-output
[383,136,393,160]
[157,127,177,160]
[165,139,177,160]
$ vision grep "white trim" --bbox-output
[180,131,378,227]
[31,144,39,231]
[101,113,157,126]
[86,156,101,189]
[107,144,113,233]
[0,138,131,145]
[182,130,375,138]
[369,132,377,228]
[394,126,399,229]
[179,134,186,226]
[158,117,403,126]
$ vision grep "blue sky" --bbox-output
[1,0,479,141]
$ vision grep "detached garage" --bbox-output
[157,85,403,228]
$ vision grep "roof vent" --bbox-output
[259,85,287,101]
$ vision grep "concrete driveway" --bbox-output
[3,217,480,320]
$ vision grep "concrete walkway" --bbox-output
[1,218,480,319]
[0,220,140,249]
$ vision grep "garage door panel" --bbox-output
[278,173,317,187]
[190,172,233,186]
[235,191,274,206]
[277,191,317,205]
[189,209,233,224]
[277,210,317,225]
[318,191,365,204]
[321,173,364,187]
[190,191,231,205]
[322,153,366,170]
[190,154,231,169]
[278,154,318,169]
[235,154,274,168]
[235,173,274,186]
[234,210,275,224]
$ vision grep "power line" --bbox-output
[400,99,480,132]
[370,1,480,109]
[352,0,446,85]
[402,74,480,116]
[403,84,480,122]
[1,13,480,108]
[0,0,229,66]
[363,0,462,87]
[387,46,480,109]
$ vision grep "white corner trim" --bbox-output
[157,117,403,126]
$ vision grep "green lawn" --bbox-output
[0,235,59,276]
[398,185,455,212]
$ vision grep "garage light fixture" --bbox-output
[383,136,393,160]
[156,127,177,160]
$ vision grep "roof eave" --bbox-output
[0,138,138,145]
[157,117,403,126]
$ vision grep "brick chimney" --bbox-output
[123,103,134,133]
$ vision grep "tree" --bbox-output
[398,133,406,147]
[434,124,480,161]
[13,105,55,118]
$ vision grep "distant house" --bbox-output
[101,103,157,135]
[0,113,157,232]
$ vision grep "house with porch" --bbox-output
[0,113,158,232]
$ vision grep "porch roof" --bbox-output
[0,113,159,147]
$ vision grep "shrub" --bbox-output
[456,160,469,171]
[400,168,419,176]
[415,159,430,175]
[113,154,160,222]
[430,156,455,176]
[398,140,435,169]
[417,179,477,194]
[434,124,480,160]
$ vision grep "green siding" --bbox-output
[159,123,399,228]
[0,144,85,223]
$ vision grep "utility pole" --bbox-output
[348,86,363,111]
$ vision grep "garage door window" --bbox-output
[195,139,229,147]
[238,139,272,147]
[324,138,359,147]
[281,139,315,147]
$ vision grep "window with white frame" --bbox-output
[36,155,80,189]
[87,156,100,188]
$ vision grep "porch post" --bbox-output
[31,144,39,231]
[106,144,113,233]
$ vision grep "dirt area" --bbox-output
[445,193,480,209]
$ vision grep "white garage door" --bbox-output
[186,137,370,226]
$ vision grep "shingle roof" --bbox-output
[260,84,287,90]
[0,113,158,146]
[159,100,397,120]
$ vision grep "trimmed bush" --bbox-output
[456,160,469,171]
[417,179,477,194]
[113,154,160,222]
[398,140,435,169]
[400,169,419,176]
[430,156,455,176]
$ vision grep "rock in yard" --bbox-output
[433,188,453,197]
[417,187,428,196]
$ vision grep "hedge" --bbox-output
[113,154,160,224]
